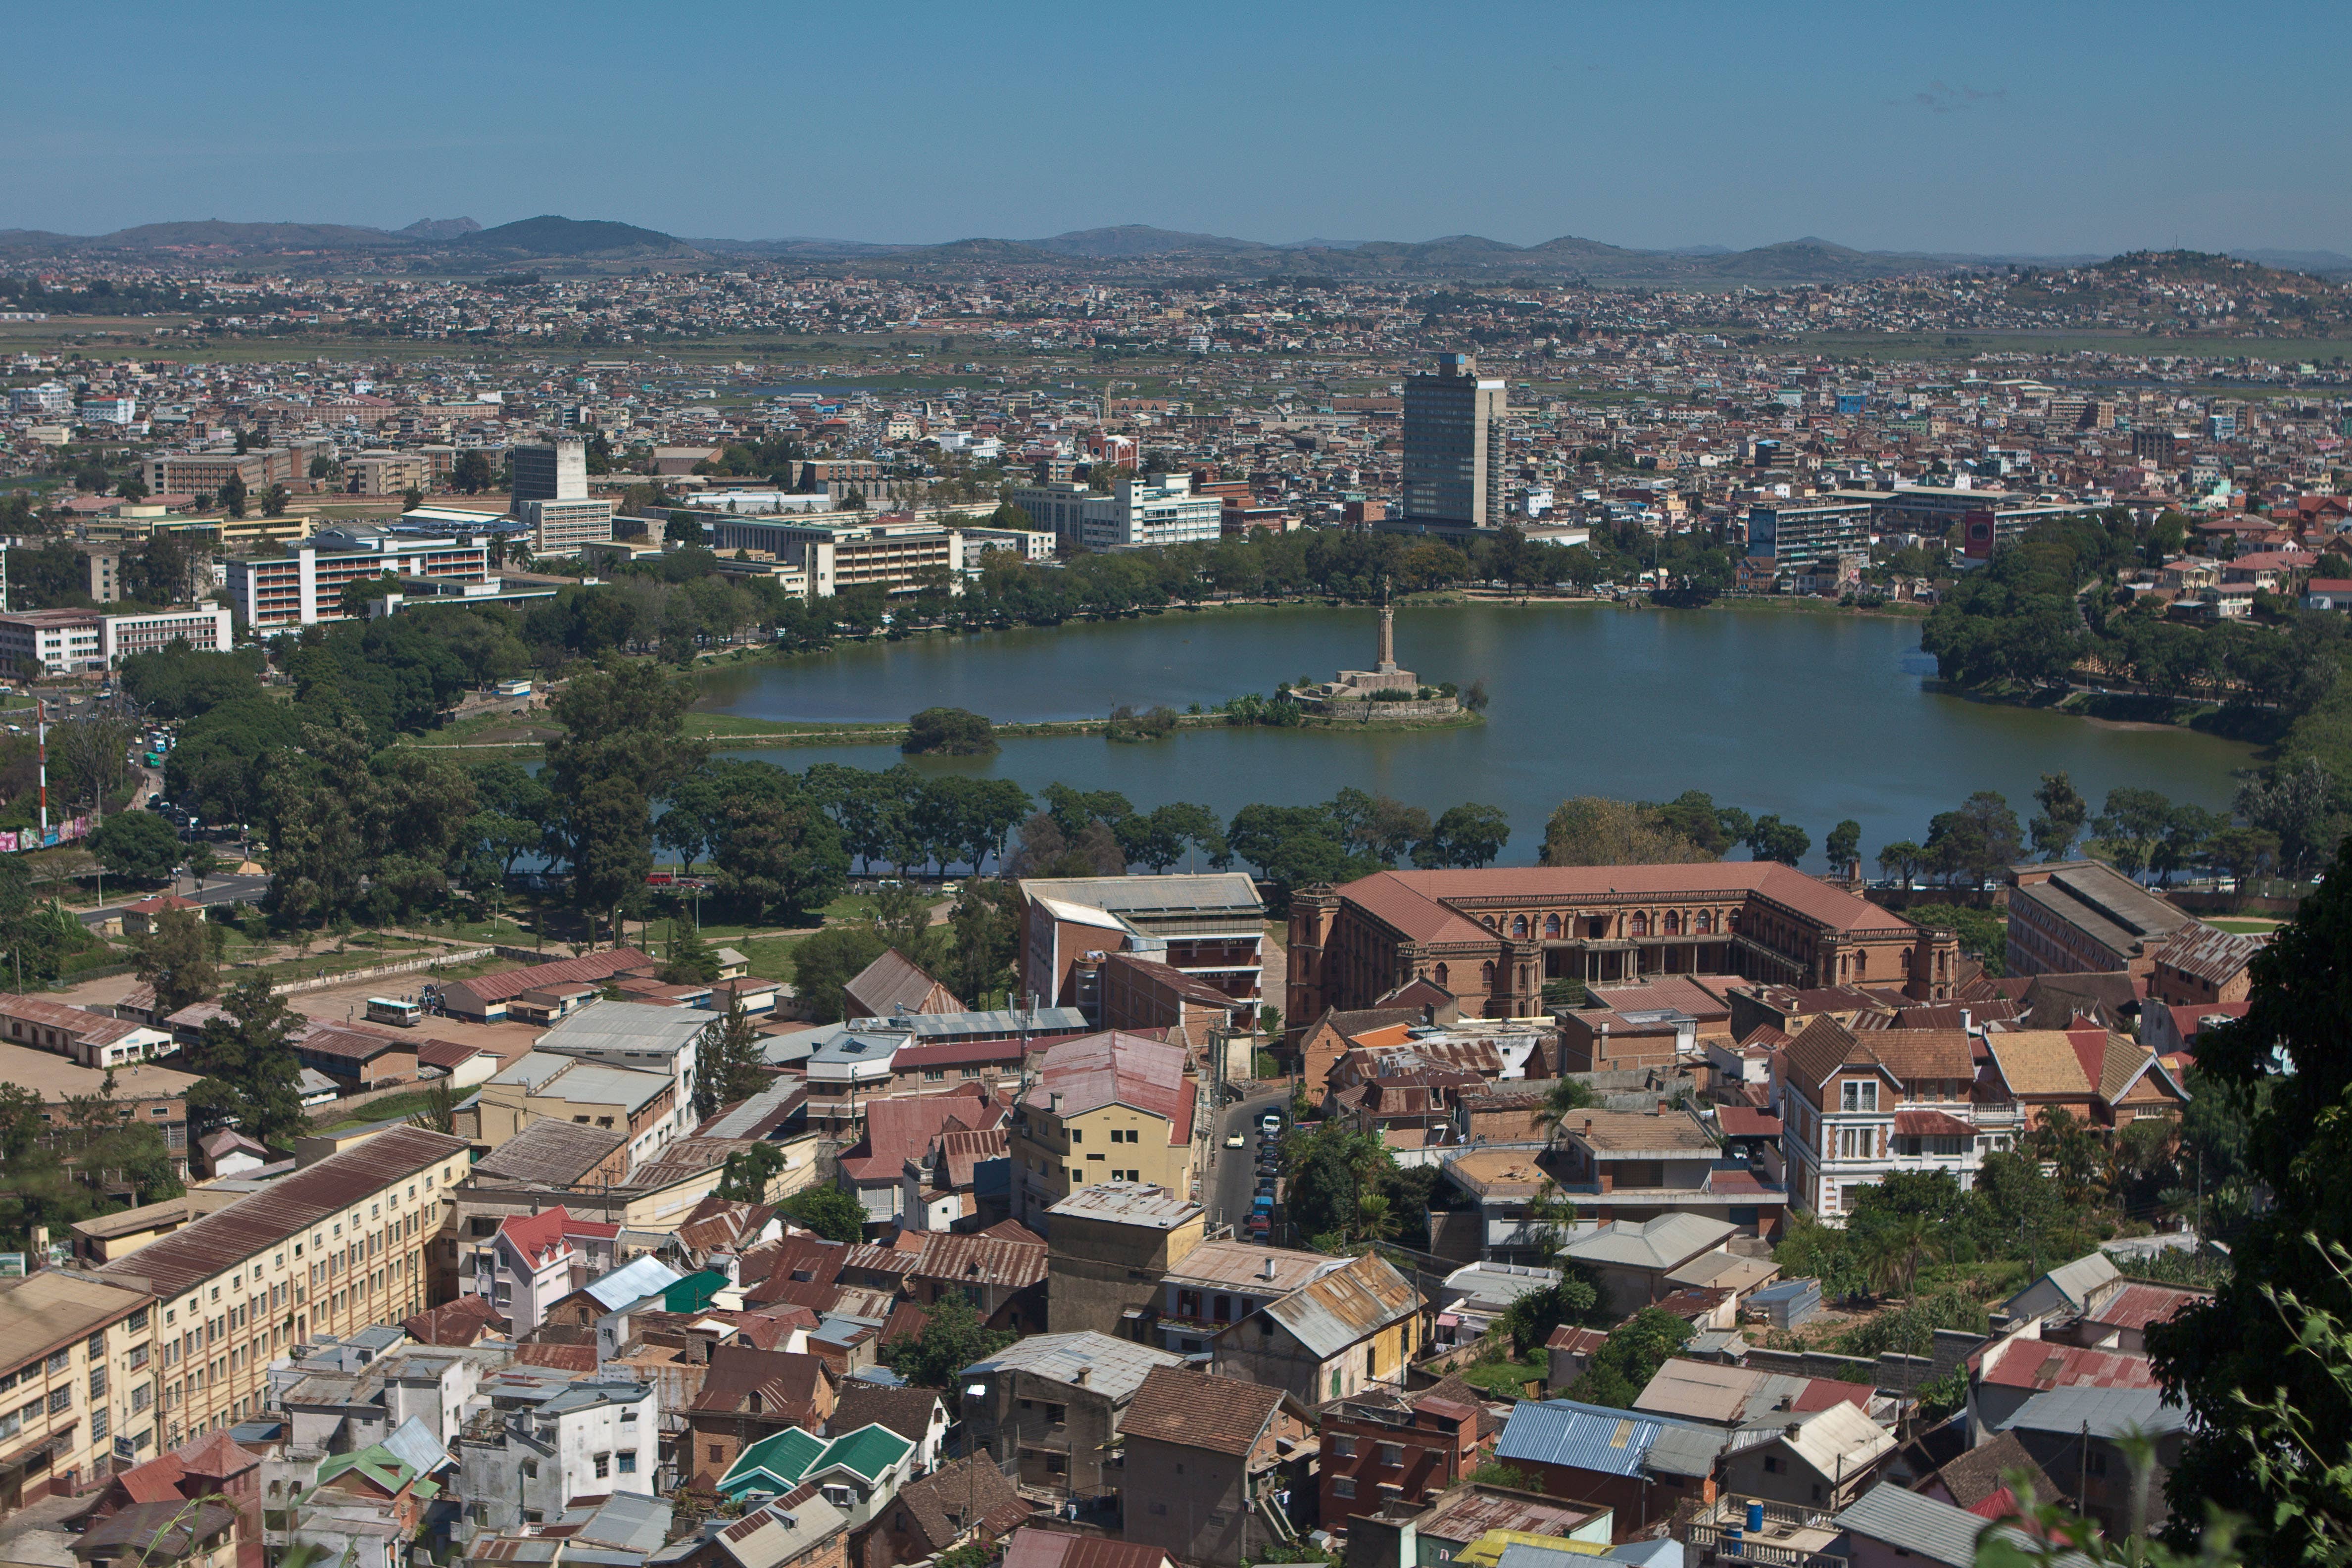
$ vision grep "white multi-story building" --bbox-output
[9,383,71,416]
[76,398,138,425]
[223,523,490,629]
[0,606,231,676]
[1005,473,1222,552]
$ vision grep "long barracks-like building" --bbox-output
[1288,864,1960,1022]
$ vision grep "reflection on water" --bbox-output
[695,602,2254,871]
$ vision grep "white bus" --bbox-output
[365,997,423,1029]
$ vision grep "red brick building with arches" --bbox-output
[1287,864,1958,1023]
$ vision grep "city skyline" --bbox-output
[6,0,2352,256]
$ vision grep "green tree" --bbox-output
[1569,1309,1696,1410]
[662,921,723,984]
[451,450,494,493]
[2093,786,2176,880]
[693,988,769,1119]
[789,925,890,1023]
[902,707,997,756]
[184,974,307,1150]
[711,795,849,921]
[136,906,218,1016]
[543,658,700,943]
[1419,802,1511,868]
[261,483,290,518]
[717,1142,785,1203]
[91,811,181,882]
[219,472,248,518]
[2148,833,2352,1564]
[878,1293,1015,1389]
[780,1184,869,1243]
[664,510,704,546]
[1541,796,1713,866]
[1925,790,2026,889]
[1825,819,1862,875]
[2031,771,2090,861]
[1745,814,1812,867]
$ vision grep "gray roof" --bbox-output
[489,1050,577,1090]
[2010,863,2193,957]
[1557,1213,1736,1271]
[699,1080,805,1139]
[379,1415,450,1480]
[902,1007,1088,1039]
[963,1330,1185,1402]
[524,1058,677,1111]
[1442,1262,1563,1310]
[1832,1484,1985,1567]
[1021,873,1262,923]
[554,1492,674,1552]
[2007,1250,2121,1315]
[586,1255,684,1310]
[473,1117,627,1185]
[2001,1385,2189,1440]
[539,1003,718,1056]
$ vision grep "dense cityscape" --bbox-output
[5,11,2352,1568]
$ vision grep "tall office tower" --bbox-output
[510,435,588,505]
[1398,352,1508,535]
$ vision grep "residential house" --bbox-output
[436,948,660,1022]
[1402,1479,1614,1564]
[960,1330,1185,1503]
[1317,1381,1486,1528]
[1438,1150,1557,1266]
[1714,1402,1896,1512]
[838,1086,1008,1229]
[464,1208,581,1335]
[464,1050,685,1172]
[1979,1028,2188,1133]
[86,1430,265,1546]
[453,1369,660,1534]
[1968,1321,2158,1440]
[71,1501,239,1568]
[1552,1107,1785,1240]
[716,1424,920,1532]
[1010,1031,1198,1232]
[1994,1387,2187,1536]
[1544,1328,1609,1396]
[654,1492,851,1568]
[1119,1365,1315,1568]
[1552,1215,1738,1321]
[1043,1181,1205,1336]
[535,1003,713,1139]
[683,1346,838,1489]
[1211,1250,1424,1406]
[827,1383,948,1472]
[998,1527,1176,1568]
[291,1026,419,1095]
[1293,1007,1424,1095]
[1491,1398,1726,1541]
[2143,925,2263,1010]
[1631,1358,1877,1433]
[1156,1241,1350,1356]
[470,1117,633,1191]
[844,950,965,1023]
[870,1453,1030,1568]
[1778,1019,2015,1224]
[1830,1485,1996,1568]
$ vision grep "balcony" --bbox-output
[1686,1496,1848,1568]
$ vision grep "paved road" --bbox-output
[79,873,270,928]
[1204,1084,1291,1234]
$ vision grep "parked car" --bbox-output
[1224,1132,1245,1149]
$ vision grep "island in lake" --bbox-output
[1292,594,1468,723]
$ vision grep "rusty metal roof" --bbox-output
[1258,1250,1421,1359]
[96,1127,467,1301]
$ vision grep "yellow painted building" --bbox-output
[0,1272,158,1508]
[94,1127,469,1445]
[1010,1030,1199,1231]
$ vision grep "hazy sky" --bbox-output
[8,0,2350,255]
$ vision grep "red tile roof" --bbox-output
[497,1207,573,1270]
[1022,1030,1195,1139]
[1334,863,1917,941]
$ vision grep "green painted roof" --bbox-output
[716,1422,913,1499]
[718,1426,829,1498]
[315,1445,438,1501]
[811,1423,914,1484]
[664,1269,729,1315]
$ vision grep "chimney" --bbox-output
[1050,1092,1064,1114]
[1582,1118,1592,1136]
[1073,1367,1090,1386]
[1262,1257,1277,1280]
[1657,1099,1670,1116]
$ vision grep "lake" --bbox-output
[690,602,2257,872]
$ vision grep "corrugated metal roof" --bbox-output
[1496,1398,1725,1479]
[1020,874,1263,921]
[1046,1181,1200,1228]
[538,1003,718,1055]
[1832,1484,1984,1567]
[96,1127,466,1301]
[1557,1214,1735,1271]
[963,1330,1184,1402]
[2001,1385,2188,1439]
[587,1255,684,1310]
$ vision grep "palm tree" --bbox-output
[1538,1077,1597,1140]
[1860,1214,1939,1299]
[1355,1191,1399,1246]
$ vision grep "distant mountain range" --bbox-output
[2,214,2347,283]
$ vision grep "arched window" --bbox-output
[1695,910,1713,934]
[1544,914,1562,939]
[1512,916,1529,939]
[1480,961,1496,990]
[1630,912,1650,938]
[1727,910,1740,932]
[1432,963,1449,988]
[1664,911,1681,936]
[1483,915,1499,931]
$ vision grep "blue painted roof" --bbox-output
[1495,1399,1723,1480]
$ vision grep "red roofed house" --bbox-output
[1969,1325,2159,1436]
[436,948,659,1022]
[842,949,964,1023]
[1288,865,1960,1023]
[1009,1031,1198,1231]
[465,1206,578,1334]
[838,1084,1008,1230]
[119,893,198,938]
[89,1432,264,1547]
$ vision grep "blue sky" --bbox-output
[6,0,2350,255]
